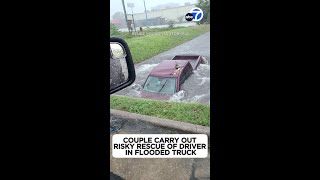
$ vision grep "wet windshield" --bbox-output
[143,76,177,94]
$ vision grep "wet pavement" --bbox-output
[113,32,210,105]
[110,115,210,180]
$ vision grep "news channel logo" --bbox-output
[185,7,204,22]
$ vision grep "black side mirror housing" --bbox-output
[109,37,136,94]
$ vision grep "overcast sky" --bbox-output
[110,0,198,19]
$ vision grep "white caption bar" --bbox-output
[112,134,208,158]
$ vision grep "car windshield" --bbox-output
[143,76,176,94]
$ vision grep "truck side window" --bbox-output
[180,67,188,84]
[185,64,192,78]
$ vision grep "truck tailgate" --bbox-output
[171,55,204,70]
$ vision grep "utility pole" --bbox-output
[143,0,148,21]
[121,0,130,33]
[131,8,137,33]
[127,3,136,33]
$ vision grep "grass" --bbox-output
[110,95,210,127]
[116,27,186,39]
[123,25,210,64]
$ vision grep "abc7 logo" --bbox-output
[185,7,204,22]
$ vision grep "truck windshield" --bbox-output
[143,76,176,94]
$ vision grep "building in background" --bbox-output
[111,3,196,29]
[111,19,127,29]
[126,3,196,28]
[111,3,197,30]
[151,3,180,11]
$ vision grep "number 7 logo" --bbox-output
[190,7,204,22]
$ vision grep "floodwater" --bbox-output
[113,32,211,105]
[113,61,210,105]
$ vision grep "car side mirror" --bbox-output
[110,37,136,94]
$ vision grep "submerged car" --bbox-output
[141,55,205,100]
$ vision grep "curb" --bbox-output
[110,109,210,138]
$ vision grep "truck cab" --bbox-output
[141,60,193,100]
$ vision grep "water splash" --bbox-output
[202,57,209,64]
[131,83,142,91]
[126,89,141,97]
[126,83,142,97]
[198,77,210,86]
[193,70,200,77]
[169,90,185,102]
[198,64,210,71]
[190,93,210,102]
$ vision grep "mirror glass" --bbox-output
[110,42,129,91]
[110,43,127,59]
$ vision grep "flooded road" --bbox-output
[114,32,210,105]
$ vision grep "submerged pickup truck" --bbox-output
[141,55,206,100]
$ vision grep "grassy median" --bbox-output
[110,95,210,126]
[125,25,210,64]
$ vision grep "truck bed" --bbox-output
[171,55,204,70]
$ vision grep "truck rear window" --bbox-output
[143,76,177,94]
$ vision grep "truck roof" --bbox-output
[150,60,190,78]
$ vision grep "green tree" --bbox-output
[196,0,210,24]
[110,23,120,36]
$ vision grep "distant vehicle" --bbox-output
[141,55,205,100]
